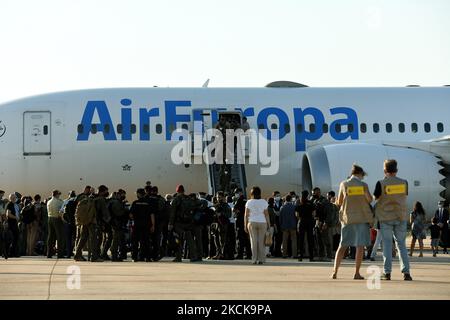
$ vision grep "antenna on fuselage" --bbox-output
[202,79,210,88]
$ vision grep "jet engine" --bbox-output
[302,143,447,216]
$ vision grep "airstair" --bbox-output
[206,141,247,197]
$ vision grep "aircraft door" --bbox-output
[23,111,51,156]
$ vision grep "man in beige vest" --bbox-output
[332,164,373,280]
[374,159,412,281]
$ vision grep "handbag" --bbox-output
[264,230,273,247]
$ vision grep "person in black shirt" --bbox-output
[146,186,163,261]
[429,217,441,257]
[296,190,316,262]
[310,187,332,261]
[435,200,449,254]
[272,191,283,257]
[130,188,155,262]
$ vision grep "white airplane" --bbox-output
[0,81,449,216]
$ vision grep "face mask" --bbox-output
[292,198,297,202]
[275,196,280,201]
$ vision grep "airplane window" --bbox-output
[258,123,265,130]
[411,123,418,133]
[296,124,303,132]
[156,124,163,134]
[373,123,379,133]
[309,123,315,133]
[335,124,341,133]
[424,123,431,133]
[104,124,110,134]
[399,123,405,133]
[271,123,278,130]
[437,122,444,133]
[348,123,354,133]
[143,124,149,134]
[360,123,367,133]
[131,124,137,134]
[91,124,98,134]
[77,124,84,134]
[43,125,48,135]
[284,124,290,133]
[181,123,188,131]
[322,123,328,133]
[386,123,392,133]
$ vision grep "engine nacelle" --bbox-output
[302,143,446,217]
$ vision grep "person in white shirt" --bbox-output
[46,190,66,258]
[245,186,270,265]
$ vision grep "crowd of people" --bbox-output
[0,159,449,279]
[0,184,346,263]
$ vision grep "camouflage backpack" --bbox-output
[75,196,96,226]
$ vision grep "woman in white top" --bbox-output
[245,186,270,264]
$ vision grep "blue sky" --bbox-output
[0,0,449,103]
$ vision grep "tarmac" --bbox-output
[0,248,449,300]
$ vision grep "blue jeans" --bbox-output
[380,220,410,274]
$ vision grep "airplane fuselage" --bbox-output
[0,87,449,216]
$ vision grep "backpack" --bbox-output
[178,196,197,224]
[21,205,35,225]
[75,196,96,226]
[193,207,216,226]
[192,199,209,225]
[108,199,126,217]
[63,199,77,225]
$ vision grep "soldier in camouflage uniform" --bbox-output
[108,189,128,261]
[213,191,232,260]
[168,185,202,262]
[94,185,111,261]
[74,186,103,262]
